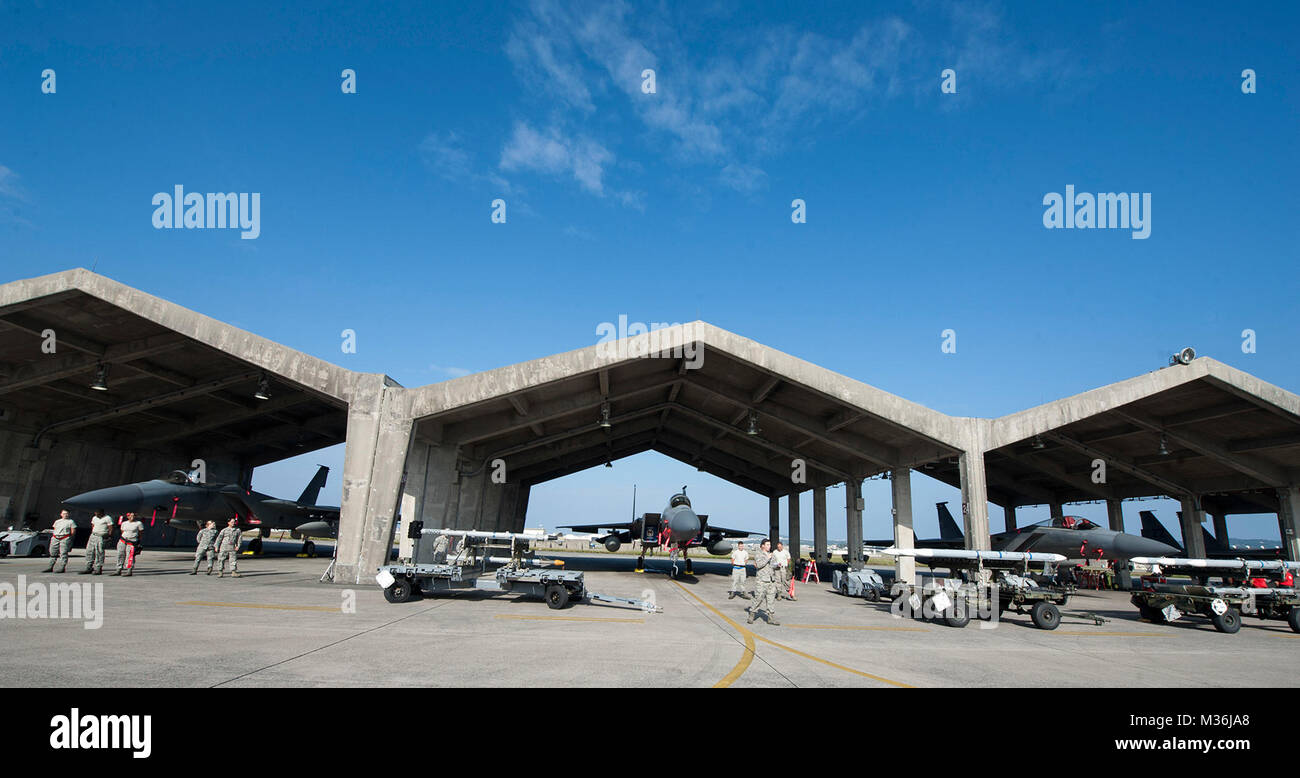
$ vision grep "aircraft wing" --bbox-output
[700,524,752,539]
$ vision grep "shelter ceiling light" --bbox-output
[1032,435,1045,450]
[598,401,611,428]
[746,410,760,436]
[254,374,271,401]
[1159,434,1170,456]
[90,364,109,392]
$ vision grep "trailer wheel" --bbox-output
[31,544,47,558]
[837,579,848,596]
[1210,607,1241,634]
[383,577,414,604]
[1288,608,1300,634]
[545,584,570,610]
[1031,601,1061,630]
[865,588,880,603]
[943,607,970,628]
[1137,604,1161,622]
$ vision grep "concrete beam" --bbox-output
[1045,431,1192,498]
[768,496,780,542]
[958,450,990,550]
[1112,408,1290,486]
[0,332,187,395]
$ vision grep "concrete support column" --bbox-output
[398,442,430,560]
[1278,487,1300,562]
[891,469,916,586]
[787,492,801,561]
[1049,502,1064,519]
[1003,505,1017,532]
[813,487,828,562]
[1179,495,1207,559]
[1106,499,1124,532]
[1211,513,1229,546]
[846,478,864,566]
[958,451,990,550]
[334,376,415,585]
[768,496,780,543]
[511,484,531,532]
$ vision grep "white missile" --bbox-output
[420,528,560,542]
[882,547,1067,563]
[1130,557,1300,571]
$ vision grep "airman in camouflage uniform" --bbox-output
[79,510,114,575]
[746,538,780,626]
[215,518,243,578]
[191,520,218,575]
[113,512,145,576]
[43,510,77,574]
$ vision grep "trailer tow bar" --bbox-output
[587,591,661,613]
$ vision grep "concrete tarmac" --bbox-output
[2,549,1295,687]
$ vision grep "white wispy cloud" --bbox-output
[0,165,32,226]
[499,121,613,196]
[428,364,472,379]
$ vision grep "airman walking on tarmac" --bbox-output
[192,520,218,575]
[747,538,780,626]
[79,509,113,575]
[43,509,77,574]
[215,518,243,578]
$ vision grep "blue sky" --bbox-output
[2,1,1296,542]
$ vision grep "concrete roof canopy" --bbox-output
[921,358,1300,514]
[405,322,967,497]
[0,269,362,473]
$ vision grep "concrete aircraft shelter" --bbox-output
[3,269,1300,586]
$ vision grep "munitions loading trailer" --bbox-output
[834,567,886,601]
[1129,558,1300,634]
[376,521,660,612]
[884,549,1089,630]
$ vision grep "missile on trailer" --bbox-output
[420,528,561,542]
[1130,557,1300,571]
[882,547,1067,564]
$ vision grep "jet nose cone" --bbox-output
[670,508,701,541]
[62,484,144,514]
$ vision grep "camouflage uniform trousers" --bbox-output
[115,540,139,573]
[729,566,748,595]
[82,535,107,573]
[44,536,72,572]
[192,545,216,573]
[216,547,239,575]
[749,578,778,618]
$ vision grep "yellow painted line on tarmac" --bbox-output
[492,614,645,624]
[179,601,342,612]
[1052,631,1172,637]
[672,582,911,688]
[670,583,754,688]
[784,623,927,633]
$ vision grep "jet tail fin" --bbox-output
[936,502,964,541]
[1139,510,1183,551]
[297,465,329,506]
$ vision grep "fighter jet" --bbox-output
[863,502,1179,561]
[561,486,751,577]
[1139,510,1284,560]
[61,465,338,556]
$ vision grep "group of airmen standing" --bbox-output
[39,509,245,578]
[728,538,797,626]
